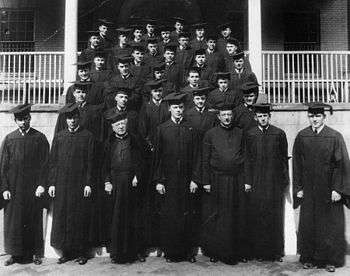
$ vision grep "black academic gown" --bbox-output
[207,88,242,109]
[0,128,49,257]
[66,81,105,107]
[143,52,163,68]
[90,68,114,83]
[200,125,246,264]
[230,70,257,94]
[164,62,184,90]
[49,128,95,253]
[205,50,226,72]
[184,106,217,140]
[245,125,289,260]
[176,47,194,71]
[153,118,201,261]
[190,38,207,51]
[102,133,144,263]
[293,125,350,267]
[232,104,257,132]
[107,44,132,72]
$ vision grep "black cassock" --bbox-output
[49,128,95,253]
[245,125,289,259]
[153,119,201,260]
[201,125,246,264]
[0,128,49,257]
[103,133,144,262]
[293,126,350,267]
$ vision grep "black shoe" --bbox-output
[188,256,196,263]
[33,256,42,265]
[276,257,283,262]
[240,258,248,263]
[78,257,88,265]
[325,265,335,273]
[210,257,218,263]
[156,250,163,257]
[138,255,146,262]
[165,258,172,263]
[4,256,18,266]
[57,256,70,264]
[303,262,313,269]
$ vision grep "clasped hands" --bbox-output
[156,181,198,195]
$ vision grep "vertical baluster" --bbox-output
[277,53,280,103]
[311,54,315,102]
[12,55,16,104]
[325,54,329,102]
[287,53,290,103]
[33,54,37,103]
[346,53,349,102]
[53,54,57,104]
[28,54,32,103]
[292,53,295,103]
[23,54,27,103]
[1,54,5,103]
[282,53,285,103]
[7,55,10,103]
[43,54,47,104]
[58,54,63,102]
[306,54,310,102]
[267,53,270,102]
[38,54,42,104]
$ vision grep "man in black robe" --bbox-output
[245,103,289,262]
[0,104,49,266]
[107,27,132,71]
[176,31,194,71]
[200,103,246,264]
[190,23,207,51]
[144,38,163,68]
[130,45,151,85]
[189,48,216,84]
[103,112,145,263]
[80,31,103,63]
[170,17,185,42]
[158,25,173,56]
[90,50,114,83]
[216,22,233,55]
[141,18,159,42]
[153,92,200,263]
[163,43,184,90]
[129,24,145,48]
[293,103,350,273]
[48,103,95,265]
[223,38,252,73]
[205,32,226,72]
[97,18,114,50]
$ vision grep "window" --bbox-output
[284,11,320,51]
[0,9,35,51]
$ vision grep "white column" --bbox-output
[62,0,78,100]
[248,0,263,89]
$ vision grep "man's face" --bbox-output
[90,35,100,47]
[161,31,170,40]
[207,39,216,50]
[175,22,183,32]
[217,79,229,90]
[146,24,155,34]
[178,37,189,48]
[66,113,80,130]
[226,43,237,55]
[132,50,144,63]
[148,43,157,55]
[151,87,163,101]
[78,68,90,80]
[99,25,108,36]
[308,113,325,129]
[218,110,233,126]
[15,115,31,131]
[112,118,128,136]
[243,92,257,106]
[195,28,205,38]
[134,29,143,40]
[255,113,270,127]
[164,50,175,62]
[154,70,164,80]
[94,57,105,69]
[115,93,128,108]
[193,95,206,109]
[169,103,185,119]
[73,89,87,103]
[233,58,244,70]
[117,63,129,75]
[119,34,127,44]
[187,72,200,86]
[195,54,206,66]
[221,27,231,38]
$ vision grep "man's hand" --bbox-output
[105,182,113,195]
[2,191,11,200]
[296,190,304,198]
[156,184,165,194]
[48,186,55,198]
[35,186,45,197]
[190,181,198,193]
[331,190,341,202]
[132,175,138,187]
[84,186,91,197]
[244,184,252,193]
[203,185,211,193]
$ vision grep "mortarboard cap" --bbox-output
[172,17,185,24]
[178,31,190,38]
[146,37,158,45]
[93,50,108,59]
[192,87,210,97]
[117,55,133,64]
[58,103,80,116]
[194,48,206,56]
[232,51,244,60]
[143,18,158,25]
[146,79,164,90]
[215,72,231,80]
[305,102,333,115]
[226,37,240,46]
[241,81,261,94]
[131,44,146,52]
[217,22,231,30]
[9,103,32,118]
[163,92,187,104]
[97,18,114,27]
[104,109,128,124]
[152,62,166,71]
[253,103,272,114]
[192,22,207,30]
[74,60,92,68]
[164,43,178,52]
[116,27,132,34]
[206,31,218,41]
[114,87,131,96]
[86,30,100,37]
[159,25,173,32]
[70,80,93,91]
[130,24,144,31]
[216,103,234,111]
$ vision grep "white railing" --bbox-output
[0,52,64,105]
[262,51,350,104]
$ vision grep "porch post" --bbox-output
[248,0,262,89]
[62,0,78,102]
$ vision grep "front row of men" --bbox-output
[1,87,349,273]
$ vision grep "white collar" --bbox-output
[68,125,80,133]
[19,127,31,136]
[207,49,214,54]
[258,125,270,132]
[116,106,126,112]
[312,124,325,134]
[152,98,162,106]
[195,106,205,113]
[171,116,183,124]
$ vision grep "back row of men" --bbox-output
[1,17,350,273]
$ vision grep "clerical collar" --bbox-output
[95,67,102,71]
[121,73,130,80]
[171,116,183,124]
[134,60,141,66]
[179,45,186,51]
[166,61,174,67]
[196,63,204,68]
[220,123,232,129]
[68,125,80,133]
[195,106,205,113]
[207,49,214,54]
[190,83,199,88]
[134,38,141,43]
[80,78,91,82]
[152,98,162,106]
[197,37,204,41]
[235,68,243,74]
[219,87,228,93]
[258,125,270,133]
[77,101,87,108]
[116,106,126,112]
[18,127,31,136]
[119,43,126,48]
[163,39,170,44]
[244,103,253,110]
[312,124,325,134]
[148,33,154,38]
[115,132,128,139]
[100,34,105,39]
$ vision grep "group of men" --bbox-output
[1,16,350,273]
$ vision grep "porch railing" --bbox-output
[262,51,350,104]
[0,52,64,105]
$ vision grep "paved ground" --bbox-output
[0,255,350,276]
